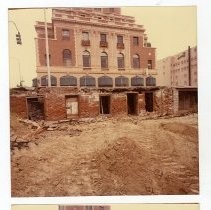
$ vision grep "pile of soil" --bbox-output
[90,137,152,195]
[160,122,198,139]
[90,136,197,195]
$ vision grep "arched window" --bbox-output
[146,76,156,86]
[80,76,96,87]
[60,76,77,86]
[83,50,91,67]
[131,76,144,86]
[101,52,108,69]
[133,54,140,68]
[117,53,125,69]
[41,75,57,86]
[115,76,129,87]
[98,76,113,87]
[63,49,72,66]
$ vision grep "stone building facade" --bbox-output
[157,46,197,87]
[34,7,157,88]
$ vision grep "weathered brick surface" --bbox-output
[154,88,174,115]
[79,94,99,118]
[138,93,145,114]
[10,95,27,118]
[111,93,127,115]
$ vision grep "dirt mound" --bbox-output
[89,136,198,195]
[90,137,152,195]
[160,122,198,139]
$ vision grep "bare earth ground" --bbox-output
[11,113,199,196]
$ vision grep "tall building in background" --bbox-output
[34,7,157,87]
[157,46,197,87]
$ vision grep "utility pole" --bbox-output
[188,46,191,86]
[44,8,51,87]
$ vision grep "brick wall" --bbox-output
[79,93,99,118]
[130,35,156,69]
[10,95,27,118]
[111,93,127,115]
[154,88,174,115]
[138,93,145,114]
[37,27,76,67]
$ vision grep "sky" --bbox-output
[11,204,199,210]
[8,7,197,87]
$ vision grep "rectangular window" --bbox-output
[83,55,90,67]
[100,33,107,42]
[117,35,123,44]
[62,29,70,39]
[101,57,108,68]
[82,32,89,41]
[133,36,139,45]
[148,60,152,69]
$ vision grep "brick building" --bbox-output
[58,206,110,210]
[33,7,157,88]
[157,46,197,87]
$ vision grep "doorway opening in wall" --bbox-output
[100,95,111,114]
[65,95,79,118]
[145,92,153,112]
[178,90,198,112]
[26,96,45,120]
[127,93,138,115]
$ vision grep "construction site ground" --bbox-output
[11,113,199,196]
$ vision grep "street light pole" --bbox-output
[44,8,51,87]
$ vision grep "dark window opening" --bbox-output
[127,93,138,115]
[62,29,70,39]
[145,92,154,112]
[133,54,140,68]
[83,51,91,67]
[131,76,144,86]
[60,76,77,86]
[63,49,72,66]
[148,60,153,69]
[115,76,129,87]
[100,33,107,42]
[179,90,198,112]
[101,52,108,68]
[117,53,124,69]
[117,35,123,44]
[41,75,57,86]
[133,36,139,45]
[98,76,113,87]
[100,96,111,114]
[27,97,45,121]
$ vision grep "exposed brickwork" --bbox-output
[154,88,175,115]
[79,94,99,118]
[10,95,27,118]
[10,87,197,121]
[130,35,156,69]
[138,93,146,114]
[37,28,75,67]
[111,93,127,115]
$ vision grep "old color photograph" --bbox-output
[9,7,198,196]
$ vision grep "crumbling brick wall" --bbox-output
[10,95,27,118]
[111,93,127,115]
[138,93,145,115]
[79,93,99,118]
[154,87,174,115]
